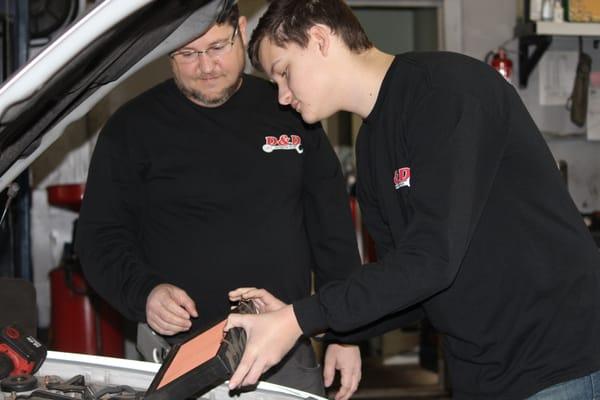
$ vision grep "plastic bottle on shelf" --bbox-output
[541,0,554,21]
[530,0,543,21]
[553,0,564,22]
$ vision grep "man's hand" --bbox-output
[146,283,198,335]
[225,305,302,389]
[324,344,362,400]
[229,287,286,313]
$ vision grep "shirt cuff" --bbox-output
[292,294,329,336]
[134,275,164,321]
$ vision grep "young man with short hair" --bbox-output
[226,1,600,398]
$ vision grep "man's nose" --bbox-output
[278,85,292,105]
[197,53,215,73]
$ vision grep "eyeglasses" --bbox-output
[170,23,239,64]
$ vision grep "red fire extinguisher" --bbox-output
[49,261,124,358]
[46,183,124,358]
[489,47,513,83]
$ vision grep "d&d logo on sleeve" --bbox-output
[394,167,411,189]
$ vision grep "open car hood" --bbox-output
[0,0,235,192]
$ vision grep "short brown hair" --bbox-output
[216,3,239,27]
[248,0,372,72]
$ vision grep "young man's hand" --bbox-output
[225,305,302,389]
[229,287,286,313]
[146,283,198,335]
[324,344,362,400]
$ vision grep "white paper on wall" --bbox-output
[539,51,578,106]
[587,72,600,141]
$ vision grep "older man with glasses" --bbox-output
[75,4,362,399]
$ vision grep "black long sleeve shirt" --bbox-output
[76,75,361,341]
[294,52,600,399]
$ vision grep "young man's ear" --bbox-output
[308,24,331,56]
[239,16,248,46]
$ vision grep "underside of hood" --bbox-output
[0,0,234,191]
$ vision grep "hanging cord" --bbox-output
[566,36,592,127]
[566,36,584,112]
[0,182,20,227]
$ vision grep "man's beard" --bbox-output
[175,73,243,107]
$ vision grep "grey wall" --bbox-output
[352,7,439,53]
[354,8,416,54]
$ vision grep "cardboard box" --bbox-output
[567,0,600,22]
